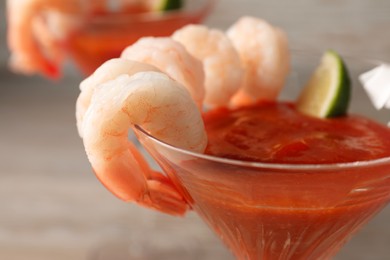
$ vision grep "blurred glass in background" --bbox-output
[5,0,215,78]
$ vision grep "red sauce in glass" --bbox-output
[186,102,390,259]
[203,101,390,164]
[64,6,209,75]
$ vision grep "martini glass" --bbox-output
[57,0,216,76]
[132,51,390,259]
[10,0,216,78]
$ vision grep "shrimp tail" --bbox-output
[142,177,188,216]
[91,154,189,216]
[7,22,61,79]
[93,165,188,216]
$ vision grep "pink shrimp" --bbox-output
[172,24,244,107]
[226,16,290,107]
[120,37,205,109]
[6,0,146,78]
[81,71,207,215]
[76,58,160,137]
[6,0,85,78]
[77,35,207,216]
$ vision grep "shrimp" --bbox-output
[172,25,244,107]
[121,37,205,109]
[6,0,142,78]
[81,71,207,215]
[6,0,84,78]
[76,58,160,137]
[226,16,290,107]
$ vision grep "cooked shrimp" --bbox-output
[6,0,85,78]
[82,71,207,215]
[172,25,243,107]
[76,58,160,137]
[226,16,290,107]
[6,0,142,78]
[121,37,205,109]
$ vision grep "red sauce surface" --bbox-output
[203,101,390,164]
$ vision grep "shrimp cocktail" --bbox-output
[76,16,390,260]
[6,0,214,78]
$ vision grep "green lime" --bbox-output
[296,50,351,118]
[152,0,183,11]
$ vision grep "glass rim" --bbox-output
[134,50,390,171]
[134,125,390,171]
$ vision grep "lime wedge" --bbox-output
[296,50,351,118]
[151,0,183,11]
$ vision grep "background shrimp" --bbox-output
[226,16,290,107]
[172,24,244,108]
[76,58,160,137]
[82,71,207,215]
[6,0,86,78]
[121,37,205,109]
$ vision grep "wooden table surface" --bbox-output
[1,1,390,259]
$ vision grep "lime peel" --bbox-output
[151,0,184,11]
[296,50,351,118]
